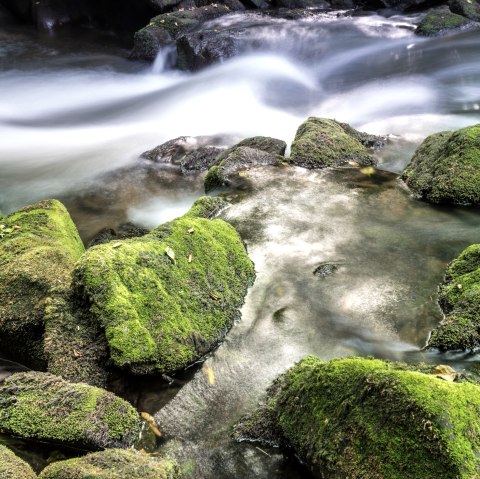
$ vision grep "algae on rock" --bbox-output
[38,449,180,479]
[402,124,480,204]
[72,197,255,375]
[289,117,378,168]
[428,243,480,350]
[0,371,141,450]
[235,356,480,479]
[0,445,36,479]
[416,6,473,36]
[0,199,85,369]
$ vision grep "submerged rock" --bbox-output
[71,197,255,375]
[289,117,379,169]
[401,124,480,204]
[0,371,141,450]
[428,243,480,351]
[235,356,480,479]
[0,200,85,369]
[38,449,180,479]
[415,6,473,36]
[0,445,36,479]
[204,136,286,192]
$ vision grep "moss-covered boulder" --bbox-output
[0,372,141,450]
[449,0,480,21]
[38,449,180,479]
[0,200,85,368]
[204,136,286,192]
[71,197,255,375]
[415,7,473,36]
[235,356,480,479]
[402,125,480,204]
[0,445,36,479]
[289,117,378,169]
[428,243,480,350]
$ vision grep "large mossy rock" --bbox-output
[0,200,85,368]
[38,449,180,479]
[428,243,480,350]
[204,136,286,192]
[71,197,255,375]
[289,117,378,169]
[415,6,473,36]
[402,125,480,204]
[0,372,141,450]
[0,445,36,479]
[235,356,480,479]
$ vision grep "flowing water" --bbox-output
[2,4,480,477]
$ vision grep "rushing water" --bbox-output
[2,4,480,477]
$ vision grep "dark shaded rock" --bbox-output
[415,6,473,36]
[290,117,378,169]
[88,223,150,248]
[401,124,480,205]
[0,371,141,450]
[38,449,180,479]
[131,26,173,61]
[449,0,480,21]
[0,200,84,369]
[204,136,287,192]
[313,261,342,277]
[235,356,480,479]
[0,445,36,479]
[428,243,480,351]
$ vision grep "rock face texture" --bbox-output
[235,356,480,479]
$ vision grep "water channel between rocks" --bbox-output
[2,5,480,478]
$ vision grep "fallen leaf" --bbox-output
[165,246,176,264]
[203,365,215,385]
[141,412,162,437]
[431,364,458,382]
[112,242,122,248]
[360,166,376,176]
[208,291,221,300]
[188,253,193,263]
[188,227,194,234]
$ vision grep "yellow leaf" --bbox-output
[360,166,376,176]
[203,365,215,385]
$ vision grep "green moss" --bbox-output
[231,136,286,157]
[402,125,480,204]
[38,449,180,479]
[72,200,255,374]
[290,117,376,168]
[416,7,472,36]
[183,196,228,219]
[428,243,480,350]
[449,0,480,21]
[0,372,141,450]
[204,166,224,193]
[238,356,480,479]
[0,445,36,479]
[0,199,85,368]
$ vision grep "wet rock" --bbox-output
[449,0,480,21]
[313,261,341,277]
[428,243,480,351]
[415,6,473,36]
[290,117,378,169]
[88,223,150,248]
[0,200,85,369]
[71,197,255,375]
[0,371,141,450]
[131,5,232,61]
[204,136,287,192]
[140,136,224,174]
[0,445,36,479]
[235,356,480,479]
[401,124,480,204]
[38,449,180,479]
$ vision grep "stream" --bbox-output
[2,4,480,477]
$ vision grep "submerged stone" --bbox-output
[402,124,480,204]
[0,199,85,369]
[289,117,378,168]
[204,136,286,192]
[428,243,480,351]
[415,6,473,36]
[0,445,36,479]
[71,198,255,375]
[0,371,141,450]
[38,449,180,479]
[235,356,480,479]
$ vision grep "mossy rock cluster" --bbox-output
[38,449,180,479]
[428,243,480,350]
[402,124,480,205]
[204,136,286,192]
[289,117,379,169]
[416,5,476,36]
[0,445,36,479]
[0,371,141,450]
[0,200,84,369]
[235,356,480,479]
